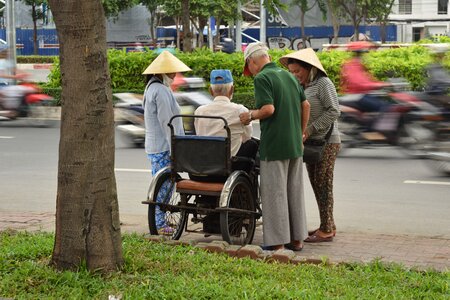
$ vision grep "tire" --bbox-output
[148,172,186,240]
[425,158,450,176]
[398,122,435,158]
[337,118,359,155]
[27,101,55,128]
[424,142,450,176]
[220,176,256,245]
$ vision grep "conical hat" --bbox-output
[279,48,327,76]
[142,50,191,75]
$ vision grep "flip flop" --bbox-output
[304,234,333,243]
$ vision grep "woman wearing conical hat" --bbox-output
[142,50,191,235]
[280,49,341,243]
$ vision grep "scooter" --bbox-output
[0,82,55,127]
[338,85,440,157]
[114,75,212,148]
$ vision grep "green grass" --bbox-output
[0,231,448,299]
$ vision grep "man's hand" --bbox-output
[240,111,252,126]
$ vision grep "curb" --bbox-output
[17,63,53,70]
[147,236,333,267]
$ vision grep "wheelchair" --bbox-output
[142,115,261,245]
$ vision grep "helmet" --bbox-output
[347,41,376,52]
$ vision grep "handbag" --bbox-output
[303,124,334,164]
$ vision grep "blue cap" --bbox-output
[210,69,233,84]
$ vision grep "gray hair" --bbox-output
[210,82,233,96]
[248,49,269,61]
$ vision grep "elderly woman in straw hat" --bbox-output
[280,49,341,243]
[142,50,191,235]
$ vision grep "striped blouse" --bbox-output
[304,76,341,144]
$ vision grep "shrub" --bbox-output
[17,55,57,64]
[44,45,448,97]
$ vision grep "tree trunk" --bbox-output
[149,10,156,43]
[380,22,386,43]
[48,0,123,272]
[352,17,360,41]
[328,1,340,44]
[213,16,222,47]
[176,17,181,50]
[181,0,192,52]
[32,3,38,55]
[300,11,306,47]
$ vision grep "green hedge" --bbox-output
[43,45,449,107]
[17,55,57,64]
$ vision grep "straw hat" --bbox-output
[279,48,327,76]
[142,50,191,75]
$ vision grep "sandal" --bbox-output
[158,226,175,235]
[308,228,336,237]
[304,233,333,243]
[284,243,303,251]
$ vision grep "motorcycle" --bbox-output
[338,81,441,157]
[421,94,450,176]
[115,75,212,147]
[0,82,55,127]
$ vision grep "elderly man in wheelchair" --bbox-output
[143,69,260,245]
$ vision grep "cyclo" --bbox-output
[142,115,261,245]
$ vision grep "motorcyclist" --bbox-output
[424,44,450,109]
[0,46,29,118]
[340,41,392,113]
[340,41,402,139]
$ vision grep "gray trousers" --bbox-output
[260,157,308,246]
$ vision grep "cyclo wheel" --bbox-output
[220,175,256,245]
[147,171,186,240]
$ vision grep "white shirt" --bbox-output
[194,95,252,156]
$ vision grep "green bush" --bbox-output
[44,45,448,98]
[17,55,57,64]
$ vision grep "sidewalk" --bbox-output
[1,211,448,271]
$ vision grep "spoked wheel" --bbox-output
[424,141,450,176]
[27,101,55,128]
[337,118,359,156]
[398,122,435,158]
[148,172,187,240]
[220,176,256,245]
[425,156,450,176]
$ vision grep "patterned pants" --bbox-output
[147,151,172,229]
[305,143,341,234]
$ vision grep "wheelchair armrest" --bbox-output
[231,156,255,164]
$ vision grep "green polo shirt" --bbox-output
[254,62,306,161]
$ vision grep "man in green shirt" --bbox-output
[240,42,310,251]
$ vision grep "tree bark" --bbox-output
[48,0,123,272]
[181,0,193,52]
[32,3,38,55]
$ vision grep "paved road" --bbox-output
[1,124,449,238]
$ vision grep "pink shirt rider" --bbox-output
[341,57,388,94]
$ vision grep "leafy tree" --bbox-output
[20,0,46,55]
[48,0,123,272]
[102,0,138,18]
[140,0,164,44]
[290,0,327,48]
[335,0,369,41]
[335,0,395,42]
[367,0,395,43]
[326,0,347,44]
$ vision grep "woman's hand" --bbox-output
[303,131,309,142]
